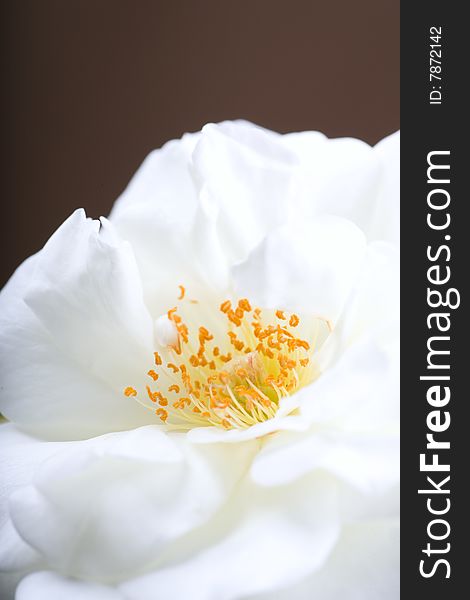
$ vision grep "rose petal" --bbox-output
[110,131,201,219]
[281,130,399,245]
[248,519,399,600]
[251,426,399,494]
[0,211,157,440]
[281,133,381,237]
[119,473,340,600]
[191,121,298,264]
[319,241,399,360]
[0,425,62,575]
[369,131,400,245]
[108,133,206,314]
[300,336,397,427]
[187,412,309,444]
[16,571,120,600]
[232,215,366,322]
[8,426,257,581]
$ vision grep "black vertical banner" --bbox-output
[402,2,465,598]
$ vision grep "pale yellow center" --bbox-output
[124,286,327,431]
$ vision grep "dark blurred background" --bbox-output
[1,0,399,286]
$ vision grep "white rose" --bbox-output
[0,121,399,600]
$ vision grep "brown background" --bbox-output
[1,0,399,286]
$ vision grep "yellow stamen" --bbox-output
[125,289,323,431]
[156,408,168,422]
[146,385,158,403]
[289,314,300,327]
[147,370,159,381]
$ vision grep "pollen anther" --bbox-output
[125,290,320,431]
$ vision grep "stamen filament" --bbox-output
[124,287,325,430]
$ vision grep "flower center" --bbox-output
[124,286,328,431]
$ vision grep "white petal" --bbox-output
[109,177,202,314]
[0,520,41,574]
[8,426,257,582]
[232,215,366,322]
[248,519,399,600]
[110,131,201,219]
[369,131,400,245]
[251,426,399,494]
[153,314,178,348]
[0,425,66,574]
[282,133,380,235]
[0,210,156,439]
[317,241,399,374]
[109,131,232,312]
[0,428,55,598]
[0,572,28,600]
[187,412,309,444]
[108,120,298,311]
[337,482,399,525]
[191,121,298,264]
[119,474,340,600]
[250,323,399,491]
[16,571,120,600]
[282,130,399,245]
[301,336,397,428]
